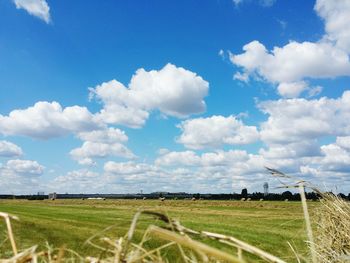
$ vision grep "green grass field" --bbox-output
[0,199,317,261]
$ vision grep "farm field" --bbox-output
[0,199,318,261]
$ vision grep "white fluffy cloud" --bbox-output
[70,141,135,166]
[259,90,350,144]
[13,0,50,23]
[70,128,135,166]
[5,159,44,175]
[315,0,350,53]
[0,159,44,194]
[0,101,102,139]
[90,63,209,128]
[230,41,350,97]
[230,0,350,97]
[177,115,259,149]
[0,141,23,157]
[336,136,350,150]
[1,159,44,176]
[48,169,105,193]
[104,161,156,175]
[156,150,249,167]
[77,127,128,144]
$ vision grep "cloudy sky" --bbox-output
[1,0,350,194]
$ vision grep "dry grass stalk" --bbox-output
[313,193,350,263]
[298,183,316,263]
[147,225,243,263]
[0,212,19,256]
[266,167,350,263]
[200,231,285,263]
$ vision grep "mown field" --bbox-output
[0,199,318,261]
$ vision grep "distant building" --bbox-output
[263,182,269,196]
[48,192,57,200]
[37,191,45,195]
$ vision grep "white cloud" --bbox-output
[336,136,350,150]
[1,159,44,176]
[155,151,201,166]
[259,140,321,159]
[49,169,105,193]
[230,41,350,97]
[319,144,350,172]
[258,91,350,144]
[315,0,350,53]
[177,115,259,149]
[156,150,249,167]
[54,169,99,183]
[71,127,135,165]
[0,159,44,194]
[77,127,128,144]
[0,101,102,139]
[0,141,23,157]
[90,63,209,128]
[277,81,308,98]
[229,0,350,97]
[70,141,135,166]
[13,0,50,23]
[104,161,155,175]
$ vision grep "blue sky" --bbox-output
[1,0,350,194]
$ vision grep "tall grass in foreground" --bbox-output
[314,193,350,263]
[0,170,349,262]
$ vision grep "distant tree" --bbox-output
[194,193,200,199]
[241,188,248,199]
[338,193,346,200]
[281,191,293,200]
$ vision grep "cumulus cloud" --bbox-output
[231,41,350,97]
[177,115,259,149]
[155,151,201,166]
[70,127,135,166]
[47,169,106,193]
[318,144,350,172]
[259,140,321,159]
[229,0,350,97]
[90,63,209,128]
[0,159,44,194]
[336,136,350,150]
[315,0,350,53]
[156,150,249,167]
[103,159,242,193]
[13,0,51,23]
[258,90,350,144]
[0,101,102,139]
[0,141,23,157]
[5,159,44,175]
[77,127,128,144]
[70,141,135,166]
[104,161,156,175]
